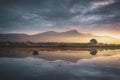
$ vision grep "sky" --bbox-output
[0,0,120,38]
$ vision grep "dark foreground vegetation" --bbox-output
[0,41,120,49]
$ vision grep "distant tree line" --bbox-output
[0,39,120,47]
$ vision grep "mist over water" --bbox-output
[0,48,120,80]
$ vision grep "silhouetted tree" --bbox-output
[90,39,97,45]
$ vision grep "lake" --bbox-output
[0,48,120,80]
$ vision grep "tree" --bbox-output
[90,39,97,45]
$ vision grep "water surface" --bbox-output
[0,48,120,80]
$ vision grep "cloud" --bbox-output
[91,0,115,9]
[0,0,120,36]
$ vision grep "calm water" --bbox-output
[0,48,120,80]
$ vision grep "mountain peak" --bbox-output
[63,30,80,34]
[45,31,57,33]
[67,30,78,32]
[38,31,57,34]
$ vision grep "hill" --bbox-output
[0,30,120,44]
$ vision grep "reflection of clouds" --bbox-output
[0,54,120,80]
[77,54,120,67]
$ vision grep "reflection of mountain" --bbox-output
[0,30,120,43]
[0,48,98,62]
[0,48,119,62]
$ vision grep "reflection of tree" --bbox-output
[90,49,98,55]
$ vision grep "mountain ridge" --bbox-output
[0,30,120,44]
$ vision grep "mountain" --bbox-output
[0,34,29,42]
[0,30,120,44]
